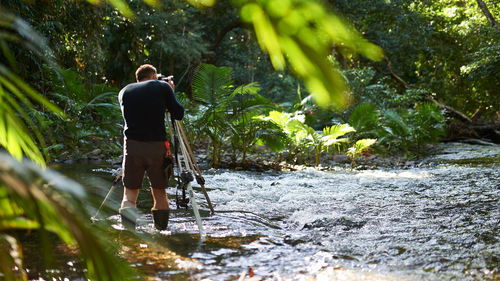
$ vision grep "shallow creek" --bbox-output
[54,142,500,280]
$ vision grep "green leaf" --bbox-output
[0,234,27,280]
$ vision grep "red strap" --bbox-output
[165,141,171,156]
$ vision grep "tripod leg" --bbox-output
[93,169,122,219]
[186,182,205,237]
[93,184,117,219]
[176,121,215,215]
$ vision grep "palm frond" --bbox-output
[0,234,26,280]
[0,66,65,166]
[231,82,261,97]
[348,102,378,135]
[353,138,377,151]
[192,64,233,104]
[232,86,274,123]
[0,153,142,280]
[253,121,289,153]
[43,66,85,100]
[323,124,356,140]
[381,109,411,137]
[1,10,56,67]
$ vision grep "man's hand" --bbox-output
[167,76,175,91]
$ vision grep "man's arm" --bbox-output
[163,82,184,120]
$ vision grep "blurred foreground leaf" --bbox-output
[100,0,383,109]
[0,11,65,168]
[0,153,142,280]
[236,0,383,108]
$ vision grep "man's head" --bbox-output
[135,64,157,82]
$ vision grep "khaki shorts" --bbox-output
[122,139,168,190]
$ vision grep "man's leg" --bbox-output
[151,188,170,230]
[146,141,169,209]
[122,188,140,208]
[143,141,170,230]
[120,139,145,228]
[151,189,169,231]
[151,188,169,209]
[119,187,139,229]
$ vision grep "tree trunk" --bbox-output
[422,93,500,143]
[371,57,410,90]
[207,18,243,63]
[373,56,500,143]
[212,138,219,168]
[169,54,174,76]
[332,44,347,70]
[476,0,498,28]
[471,106,487,122]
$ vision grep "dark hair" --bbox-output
[135,64,157,81]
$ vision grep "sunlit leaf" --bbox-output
[107,0,135,18]
[237,0,384,108]
[185,0,217,8]
[143,0,160,7]
[242,3,285,70]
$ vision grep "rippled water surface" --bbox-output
[59,142,500,280]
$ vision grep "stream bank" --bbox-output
[58,140,455,173]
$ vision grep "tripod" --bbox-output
[166,115,214,236]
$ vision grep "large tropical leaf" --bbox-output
[347,138,377,165]
[86,90,121,118]
[351,138,377,152]
[380,109,411,139]
[322,124,356,145]
[265,110,292,129]
[0,153,142,280]
[348,102,378,137]
[233,0,383,107]
[192,64,238,166]
[43,66,84,100]
[409,102,447,157]
[0,12,65,167]
[230,82,274,123]
[254,121,288,153]
[286,119,315,146]
[192,64,233,106]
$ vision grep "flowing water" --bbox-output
[53,142,500,280]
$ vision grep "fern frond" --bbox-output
[348,102,377,131]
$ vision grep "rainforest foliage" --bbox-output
[0,0,498,166]
[0,1,498,280]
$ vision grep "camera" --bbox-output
[157,74,174,82]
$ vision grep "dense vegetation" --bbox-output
[0,0,498,279]
[4,0,495,167]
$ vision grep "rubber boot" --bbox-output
[151,209,170,230]
[119,207,138,230]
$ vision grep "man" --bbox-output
[118,64,184,230]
